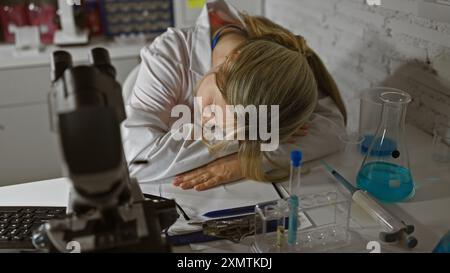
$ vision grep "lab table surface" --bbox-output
[0,125,448,253]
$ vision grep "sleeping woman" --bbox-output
[122,0,346,191]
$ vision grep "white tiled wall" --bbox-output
[265,0,450,133]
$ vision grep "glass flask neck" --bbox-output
[380,101,408,129]
[379,91,411,129]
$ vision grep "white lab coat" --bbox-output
[122,0,345,183]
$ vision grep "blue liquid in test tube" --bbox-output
[288,150,302,246]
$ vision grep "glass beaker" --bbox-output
[338,131,365,167]
[359,88,384,139]
[356,90,414,202]
[432,117,450,163]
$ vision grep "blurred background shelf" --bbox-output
[0,37,144,74]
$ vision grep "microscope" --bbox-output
[31,48,178,252]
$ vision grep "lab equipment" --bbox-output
[359,88,384,151]
[287,150,302,246]
[202,205,255,218]
[289,150,302,196]
[54,0,89,45]
[357,90,414,202]
[432,117,450,163]
[338,131,365,167]
[321,160,417,249]
[287,195,299,246]
[31,48,178,253]
[253,191,351,253]
[433,230,450,253]
[276,214,285,248]
[359,87,404,156]
[253,199,289,252]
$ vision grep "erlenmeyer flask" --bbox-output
[356,90,414,202]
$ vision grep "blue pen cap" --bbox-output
[290,150,302,167]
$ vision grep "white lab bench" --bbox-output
[0,39,144,186]
[0,124,448,253]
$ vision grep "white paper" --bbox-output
[140,178,281,221]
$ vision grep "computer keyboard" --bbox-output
[0,207,66,251]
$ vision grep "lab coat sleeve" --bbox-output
[263,96,346,172]
[122,41,220,183]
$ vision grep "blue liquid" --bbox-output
[356,161,414,202]
[360,135,397,157]
[433,230,450,253]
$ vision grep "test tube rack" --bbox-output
[252,189,352,253]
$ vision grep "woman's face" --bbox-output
[195,72,229,128]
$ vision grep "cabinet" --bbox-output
[0,41,142,186]
[0,104,60,185]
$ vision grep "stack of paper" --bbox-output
[140,178,281,220]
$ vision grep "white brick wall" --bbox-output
[265,0,450,133]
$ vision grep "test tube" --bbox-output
[288,151,302,247]
[275,200,286,248]
[289,150,302,196]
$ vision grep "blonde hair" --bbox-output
[212,14,347,181]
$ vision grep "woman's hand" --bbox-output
[286,123,310,143]
[173,154,243,191]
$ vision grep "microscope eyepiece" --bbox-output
[51,51,73,82]
[89,47,111,66]
[89,47,116,78]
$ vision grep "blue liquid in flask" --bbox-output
[357,161,414,202]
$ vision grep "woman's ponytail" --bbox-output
[302,44,347,124]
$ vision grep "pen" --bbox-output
[202,205,255,218]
